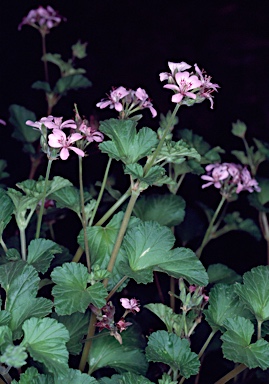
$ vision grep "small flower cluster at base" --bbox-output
[201,162,260,198]
[160,61,220,109]
[18,6,65,33]
[90,300,135,344]
[96,86,157,119]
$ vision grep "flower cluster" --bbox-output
[160,61,220,109]
[96,86,157,119]
[201,162,260,197]
[26,114,104,160]
[90,300,136,344]
[18,6,65,33]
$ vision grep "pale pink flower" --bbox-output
[159,61,192,82]
[18,6,65,32]
[236,168,261,193]
[79,123,104,143]
[96,86,130,112]
[26,116,54,131]
[48,129,84,160]
[164,71,202,103]
[201,163,230,189]
[194,64,220,109]
[116,318,132,333]
[120,298,140,313]
[135,87,157,118]
[42,116,77,130]
[0,119,6,125]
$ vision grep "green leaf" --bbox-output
[21,317,69,377]
[124,163,165,186]
[207,264,242,284]
[223,212,261,241]
[231,120,247,138]
[9,104,40,143]
[0,344,27,368]
[132,194,185,227]
[51,262,107,315]
[99,119,158,164]
[145,330,200,379]
[157,139,201,165]
[0,310,11,326]
[18,176,72,197]
[0,188,14,236]
[144,303,181,334]
[221,316,269,369]
[0,261,53,338]
[11,367,54,384]
[235,266,269,322]
[204,284,253,333]
[32,81,51,93]
[42,53,87,76]
[155,247,208,286]
[0,325,13,352]
[52,312,90,355]
[77,212,139,290]
[27,239,62,273]
[89,325,148,375]
[231,150,249,165]
[55,369,98,384]
[98,372,153,384]
[158,373,177,384]
[54,74,92,94]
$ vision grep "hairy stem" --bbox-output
[41,32,49,84]
[89,157,112,227]
[214,364,247,384]
[143,103,180,175]
[103,189,140,287]
[106,275,128,301]
[79,312,97,372]
[79,156,91,272]
[20,228,27,261]
[196,195,226,259]
[35,159,53,239]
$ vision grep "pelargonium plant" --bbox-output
[1,5,269,384]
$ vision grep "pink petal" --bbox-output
[171,93,184,103]
[69,147,85,157]
[60,148,70,160]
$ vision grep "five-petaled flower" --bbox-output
[79,123,104,143]
[96,86,130,112]
[201,162,260,197]
[120,298,140,313]
[18,6,65,33]
[163,71,202,103]
[48,129,84,160]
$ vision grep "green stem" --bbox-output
[35,159,53,239]
[20,228,27,261]
[198,330,216,358]
[89,157,112,227]
[0,238,8,254]
[143,103,180,175]
[106,275,128,301]
[196,195,226,259]
[79,156,91,272]
[259,212,269,265]
[72,188,132,264]
[243,137,256,176]
[41,32,49,84]
[79,312,96,372]
[95,188,132,226]
[214,364,247,384]
[103,189,140,287]
[257,319,263,340]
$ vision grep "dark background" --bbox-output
[0,1,269,264]
[1,2,269,382]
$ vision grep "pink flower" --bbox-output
[18,6,65,32]
[42,116,77,130]
[135,88,157,118]
[236,168,261,193]
[96,86,130,112]
[194,64,220,109]
[116,318,132,332]
[0,119,6,126]
[26,116,54,131]
[163,71,202,103]
[48,129,84,160]
[79,123,104,143]
[120,298,140,313]
[160,61,192,82]
[201,163,230,189]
